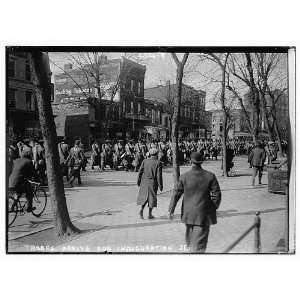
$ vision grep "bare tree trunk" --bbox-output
[30,52,80,238]
[170,53,189,186]
[274,120,283,156]
[245,53,261,141]
[171,66,183,184]
[261,95,273,141]
[222,112,228,176]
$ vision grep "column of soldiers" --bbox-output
[8,135,287,188]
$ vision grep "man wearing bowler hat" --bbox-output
[168,152,221,253]
[137,148,163,219]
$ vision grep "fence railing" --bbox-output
[224,212,261,253]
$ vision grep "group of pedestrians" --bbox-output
[8,134,287,253]
[8,138,47,186]
[134,137,287,253]
[136,147,222,253]
[7,139,45,213]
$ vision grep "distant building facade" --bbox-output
[7,51,41,142]
[53,56,148,141]
[53,56,210,143]
[210,109,251,140]
[144,83,207,139]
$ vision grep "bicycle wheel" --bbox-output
[8,196,18,227]
[31,188,47,217]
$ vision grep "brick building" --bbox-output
[53,56,147,140]
[7,51,40,142]
[144,83,207,139]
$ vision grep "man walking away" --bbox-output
[137,148,163,220]
[249,141,266,186]
[169,152,221,253]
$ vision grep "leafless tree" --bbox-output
[199,53,231,176]
[170,53,189,185]
[30,52,80,238]
[255,53,287,155]
[227,53,262,142]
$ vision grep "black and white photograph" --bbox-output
[5,47,295,254]
[1,1,300,300]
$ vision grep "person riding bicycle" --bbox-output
[8,146,36,212]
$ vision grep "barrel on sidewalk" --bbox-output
[267,162,288,194]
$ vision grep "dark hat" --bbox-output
[191,152,204,164]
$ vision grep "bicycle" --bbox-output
[7,179,47,227]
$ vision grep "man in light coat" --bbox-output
[169,152,221,253]
[137,148,163,219]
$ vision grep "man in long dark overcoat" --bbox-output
[137,148,163,219]
[168,152,221,253]
[249,141,266,186]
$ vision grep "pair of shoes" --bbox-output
[148,215,155,220]
[27,206,36,212]
[69,182,73,187]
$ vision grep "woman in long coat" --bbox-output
[137,148,163,219]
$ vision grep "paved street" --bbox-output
[8,155,287,253]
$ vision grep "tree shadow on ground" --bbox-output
[221,185,268,192]
[8,209,122,233]
[8,207,286,252]
[71,206,286,233]
[78,180,137,188]
[8,222,104,251]
[229,173,252,177]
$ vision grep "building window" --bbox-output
[123,100,126,113]
[25,61,31,81]
[220,123,223,132]
[131,101,134,114]
[130,80,134,91]
[138,82,142,95]
[33,93,37,111]
[26,91,33,110]
[157,110,161,124]
[8,89,16,108]
[8,60,15,78]
[138,103,141,114]
[152,109,155,123]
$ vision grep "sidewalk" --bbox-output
[8,156,287,253]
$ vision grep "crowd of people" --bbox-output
[7,135,288,252]
[7,135,288,189]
